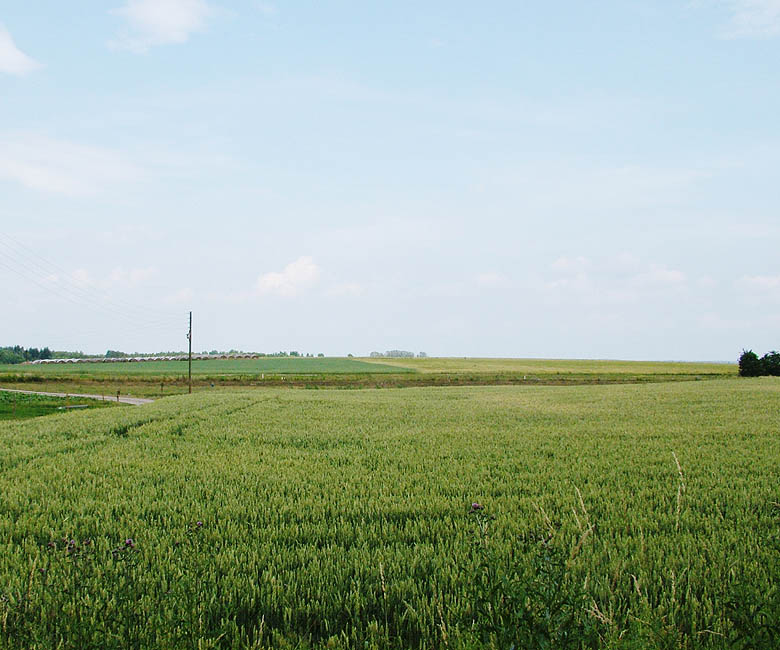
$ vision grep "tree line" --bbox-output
[369,350,427,358]
[738,349,780,376]
[0,346,53,364]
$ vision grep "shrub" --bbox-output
[739,350,763,377]
[760,351,780,376]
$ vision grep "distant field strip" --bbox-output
[0,357,410,376]
[361,356,737,375]
[0,379,777,648]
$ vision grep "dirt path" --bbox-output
[0,388,153,406]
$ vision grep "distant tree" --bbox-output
[761,351,780,376]
[418,352,428,358]
[0,348,24,364]
[53,350,89,359]
[1,345,53,364]
[347,353,353,358]
[317,353,324,357]
[106,350,127,358]
[370,351,383,358]
[739,350,763,377]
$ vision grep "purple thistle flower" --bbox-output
[196,521,203,528]
[125,538,135,548]
[470,502,484,512]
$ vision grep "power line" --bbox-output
[0,232,182,322]
[0,235,183,328]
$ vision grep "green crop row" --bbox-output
[0,357,411,377]
[0,380,777,648]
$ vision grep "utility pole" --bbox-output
[187,311,192,394]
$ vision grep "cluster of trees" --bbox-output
[739,350,780,376]
[103,349,328,358]
[254,351,324,358]
[370,350,427,358]
[0,346,53,364]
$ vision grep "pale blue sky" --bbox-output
[1,1,778,359]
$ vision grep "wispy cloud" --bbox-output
[540,254,687,306]
[110,0,213,52]
[475,272,510,289]
[724,0,780,37]
[256,2,278,16]
[0,23,42,76]
[740,274,780,290]
[0,133,140,196]
[167,287,195,305]
[696,0,780,38]
[256,257,321,297]
[551,256,591,273]
[46,267,158,291]
[325,282,365,297]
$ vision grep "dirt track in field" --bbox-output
[0,388,153,406]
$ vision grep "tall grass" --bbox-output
[0,380,777,648]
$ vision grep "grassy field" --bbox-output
[0,357,736,398]
[361,357,736,375]
[1,378,777,648]
[0,357,408,377]
[0,390,119,421]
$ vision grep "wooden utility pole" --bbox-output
[187,311,192,394]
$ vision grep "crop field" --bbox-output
[0,357,408,377]
[1,379,778,648]
[0,390,118,421]
[361,357,736,376]
[0,358,735,399]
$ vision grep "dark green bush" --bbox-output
[761,351,780,376]
[739,349,780,376]
[739,350,763,376]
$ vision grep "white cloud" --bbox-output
[106,267,158,289]
[475,272,510,289]
[539,254,687,306]
[326,282,365,297]
[256,257,321,297]
[725,0,780,37]
[256,2,278,16]
[740,274,780,290]
[167,287,195,304]
[631,265,686,288]
[0,23,41,76]
[551,256,591,273]
[46,267,157,291]
[0,133,140,196]
[110,0,212,52]
[71,268,91,288]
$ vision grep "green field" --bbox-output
[0,390,118,421]
[0,357,409,377]
[1,378,777,648]
[0,357,736,400]
[362,357,736,375]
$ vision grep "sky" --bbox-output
[1,1,779,360]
